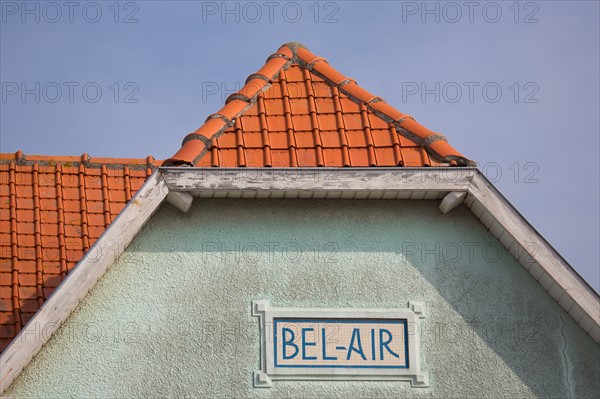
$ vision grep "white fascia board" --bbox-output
[0,171,169,395]
[160,167,476,194]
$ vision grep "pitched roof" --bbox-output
[0,151,159,352]
[164,42,474,167]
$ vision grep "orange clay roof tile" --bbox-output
[0,152,158,353]
[164,42,473,168]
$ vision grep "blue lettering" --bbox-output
[282,327,299,359]
[347,328,367,360]
[301,328,317,360]
[379,328,399,360]
[322,327,337,360]
[371,328,376,360]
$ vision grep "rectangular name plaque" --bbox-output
[274,319,408,369]
[252,301,428,388]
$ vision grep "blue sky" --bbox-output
[1,0,599,291]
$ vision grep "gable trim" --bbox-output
[160,167,476,194]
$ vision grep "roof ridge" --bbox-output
[164,43,474,167]
[0,151,161,169]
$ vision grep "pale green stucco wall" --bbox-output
[6,199,600,398]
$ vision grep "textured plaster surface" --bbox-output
[6,199,600,398]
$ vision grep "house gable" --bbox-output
[4,197,598,398]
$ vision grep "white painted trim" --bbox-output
[1,167,598,395]
[0,171,169,394]
[166,191,193,213]
[160,167,476,193]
